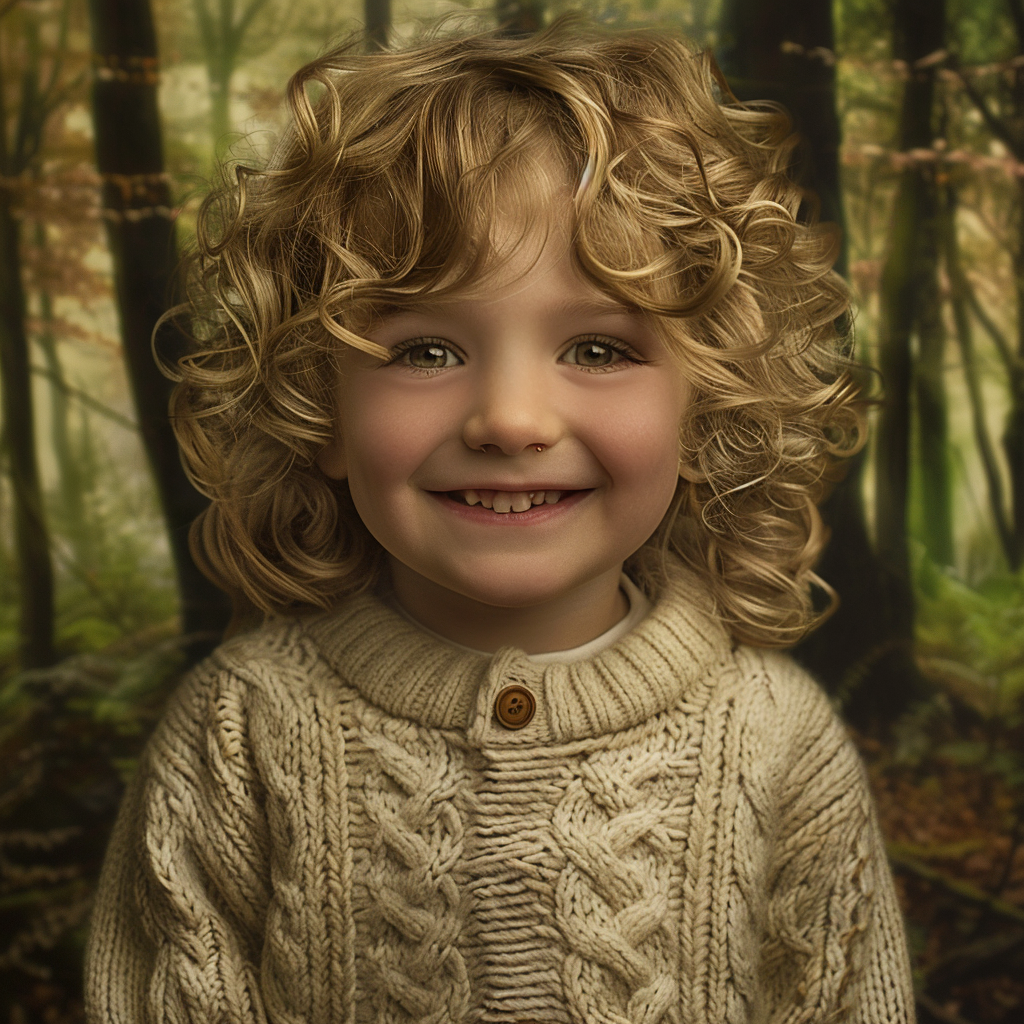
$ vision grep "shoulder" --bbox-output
[727,646,839,727]
[151,616,339,761]
[209,614,325,688]
[718,646,863,797]
[186,614,338,701]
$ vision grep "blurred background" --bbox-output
[2,0,1023,1020]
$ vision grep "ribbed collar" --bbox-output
[301,559,732,743]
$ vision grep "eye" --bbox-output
[561,336,640,371]
[389,340,462,371]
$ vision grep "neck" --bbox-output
[387,560,629,655]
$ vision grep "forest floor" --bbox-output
[858,711,1024,1024]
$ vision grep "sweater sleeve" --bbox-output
[84,659,273,1024]
[758,658,917,1024]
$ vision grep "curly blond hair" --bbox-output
[167,15,862,647]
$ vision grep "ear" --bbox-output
[316,435,348,480]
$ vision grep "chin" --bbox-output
[431,557,607,611]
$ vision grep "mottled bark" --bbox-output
[86,0,229,650]
[951,4,1024,570]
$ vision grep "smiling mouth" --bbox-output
[444,488,580,513]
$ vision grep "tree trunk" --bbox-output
[37,289,91,561]
[914,238,953,567]
[364,0,391,50]
[85,0,230,652]
[209,66,233,146]
[33,224,90,564]
[495,0,544,37]
[718,0,844,270]
[865,0,946,722]
[0,190,56,669]
[1008,174,1024,567]
[0,9,58,669]
[716,0,918,727]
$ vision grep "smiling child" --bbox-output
[85,17,917,1024]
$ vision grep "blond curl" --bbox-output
[164,14,863,647]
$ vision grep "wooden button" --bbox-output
[494,684,536,729]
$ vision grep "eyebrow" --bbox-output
[375,296,641,319]
[550,297,640,317]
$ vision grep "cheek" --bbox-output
[341,380,437,487]
[591,379,687,497]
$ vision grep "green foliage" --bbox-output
[836,0,891,60]
[950,0,1016,63]
[855,552,1024,1020]
[0,411,178,676]
[915,545,1024,718]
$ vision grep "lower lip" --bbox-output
[429,489,591,524]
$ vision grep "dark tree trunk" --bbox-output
[364,0,391,49]
[0,193,56,669]
[85,0,229,652]
[863,0,946,723]
[718,0,844,270]
[717,0,920,728]
[495,0,544,37]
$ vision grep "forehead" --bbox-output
[367,231,647,332]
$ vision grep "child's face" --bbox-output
[318,221,690,648]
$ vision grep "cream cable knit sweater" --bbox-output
[84,563,916,1024]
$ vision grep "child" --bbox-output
[85,16,916,1024]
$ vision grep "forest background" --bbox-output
[2,0,1024,1020]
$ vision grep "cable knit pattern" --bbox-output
[553,733,691,1024]
[355,707,471,1022]
[85,562,916,1024]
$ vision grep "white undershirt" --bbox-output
[389,574,652,663]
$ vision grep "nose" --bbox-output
[461,361,563,456]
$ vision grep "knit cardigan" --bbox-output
[84,564,916,1024]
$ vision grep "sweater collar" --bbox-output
[301,560,732,742]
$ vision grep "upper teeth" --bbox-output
[457,489,564,512]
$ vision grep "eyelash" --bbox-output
[564,335,645,372]
[385,335,645,375]
[385,338,458,375]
